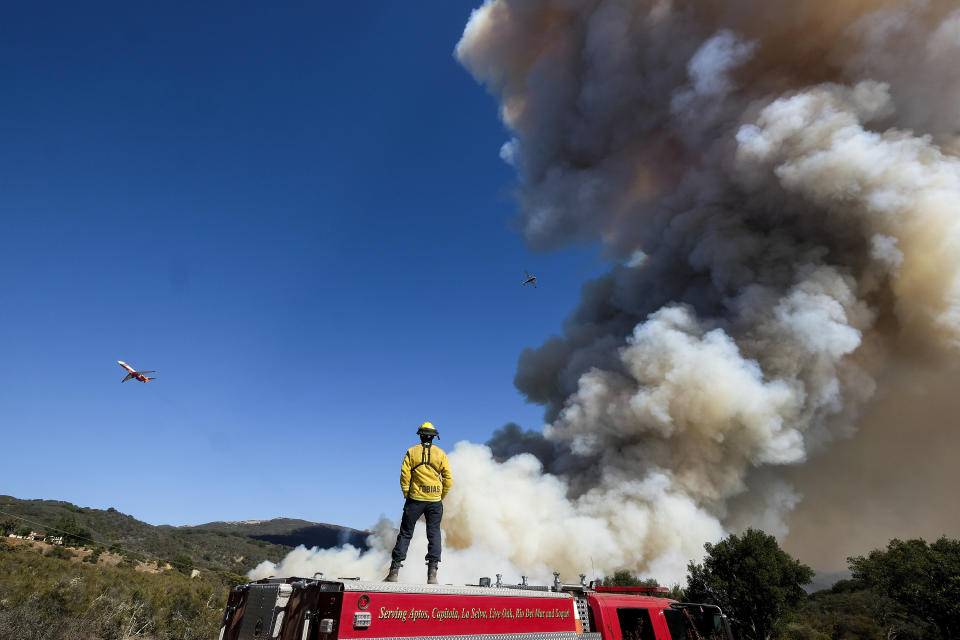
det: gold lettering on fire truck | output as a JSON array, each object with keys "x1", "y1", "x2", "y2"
[
  {"x1": 378, "y1": 607, "x2": 408, "y2": 622},
  {"x1": 432, "y1": 608, "x2": 460, "y2": 620},
  {"x1": 513, "y1": 608, "x2": 571, "y2": 619},
  {"x1": 380, "y1": 606, "x2": 570, "y2": 623}
]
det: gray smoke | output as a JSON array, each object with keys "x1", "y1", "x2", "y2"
[
  {"x1": 780, "y1": 361, "x2": 960, "y2": 571},
  {"x1": 455, "y1": 0, "x2": 960, "y2": 573}
]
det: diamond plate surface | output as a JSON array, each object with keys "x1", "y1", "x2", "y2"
[{"x1": 574, "y1": 597, "x2": 591, "y2": 633}]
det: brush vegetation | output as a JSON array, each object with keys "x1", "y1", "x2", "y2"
[
  {"x1": 0, "y1": 537, "x2": 243, "y2": 640},
  {"x1": 0, "y1": 496, "x2": 368, "y2": 640}
]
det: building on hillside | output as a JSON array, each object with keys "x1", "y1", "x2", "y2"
[{"x1": 47, "y1": 536, "x2": 64, "y2": 545}]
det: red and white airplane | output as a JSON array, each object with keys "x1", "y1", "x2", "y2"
[{"x1": 118, "y1": 360, "x2": 157, "y2": 383}]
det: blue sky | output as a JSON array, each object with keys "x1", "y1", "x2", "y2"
[{"x1": 0, "y1": 2, "x2": 608, "y2": 530}]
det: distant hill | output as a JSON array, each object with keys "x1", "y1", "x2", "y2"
[
  {"x1": 191, "y1": 518, "x2": 369, "y2": 550},
  {"x1": 0, "y1": 495, "x2": 369, "y2": 574}
]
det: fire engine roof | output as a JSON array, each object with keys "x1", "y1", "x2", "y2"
[{"x1": 335, "y1": 580, "x2": 573, "y2": 599}]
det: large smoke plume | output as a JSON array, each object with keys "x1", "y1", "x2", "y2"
[{"x1": 251, "y1": 0, "x2": 960, "y2": 584}]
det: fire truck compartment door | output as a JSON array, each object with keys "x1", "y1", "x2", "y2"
[{"x1": 237, "y1": 583, "x2": 293, "y2": 640}]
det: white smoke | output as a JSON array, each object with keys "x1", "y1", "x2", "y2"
[
  {"x1": 253, "y1": 0, "x2": 960, "y2": 585},
  {"x1": 251, "y1": 443, "x2": 722, "y2": 585}
]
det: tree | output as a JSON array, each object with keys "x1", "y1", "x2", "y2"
[
  {"x1": 52, "y1": 516, "x2": 92, "y2": 547},
  {"x1": 0, "y1": 519, "x2": 18, "y2": 536},
  {"x1": 601, "y1": 570, "x2": 657, "y2": 587},
  {"x1": 849, "y1": 537, "x2": 960, "y2": 640},
  {"x1": 686, "y1": 529, "x2": 813, "y2": 640},
  {"x1": 599, "y1": 571, "x2": 682, "y2": 599}
]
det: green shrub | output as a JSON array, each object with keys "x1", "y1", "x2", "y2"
[
  {"x1": 44, "y1": 546, "x2": 74, "y2": 561},
  {"x1": 772, "y1": 622, "x2": 829, "y2": 640},
  {"x1": 170, "y1": 554, "x2": 195, "y2": 575}
]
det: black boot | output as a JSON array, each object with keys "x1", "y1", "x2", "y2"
[
  {"x1": 427, "y1": 561, "x2": 438, "y2": 585},
  {"x1": 384, "y1": 561, "x2": 401, "y2": 582}
]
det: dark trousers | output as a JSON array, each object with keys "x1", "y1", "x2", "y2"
[{"x1": 390, "y1": 498, "x2": 443, "y2": 564}]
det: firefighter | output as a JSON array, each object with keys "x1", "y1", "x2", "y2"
[{"x1": 384, "y1": 421, "x2": 453, "y2": 584}]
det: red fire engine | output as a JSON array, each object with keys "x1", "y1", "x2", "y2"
[{"x1": 217, "y1": 574, "x2": 732, "y2": 640}]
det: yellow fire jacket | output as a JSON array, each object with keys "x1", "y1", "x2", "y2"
[{"x1": 400, "y1": 443, "x2": 452, "y2": 502}]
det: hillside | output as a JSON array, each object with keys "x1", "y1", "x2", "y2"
[
  {"x1": 191, "y1": 517, "x2": 369, "y2": 550},
  {"x1": 0, "y1": 537, "x2": 230, "y2": 640},
  {"x1": 0, "y1": 496, "x2": 367, "y2": 574}
]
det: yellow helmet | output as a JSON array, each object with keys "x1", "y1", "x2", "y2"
[{"x1": 417, "y1": 422, "x2": 439, "y2": 438}]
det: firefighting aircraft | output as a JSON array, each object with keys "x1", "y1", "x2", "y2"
[
  {"x1": 117, "y1": 361, "x2": 157, "y2": 383},
  {"x1": 522, "y1": 271, "x2": 537, "y2": 288}
]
